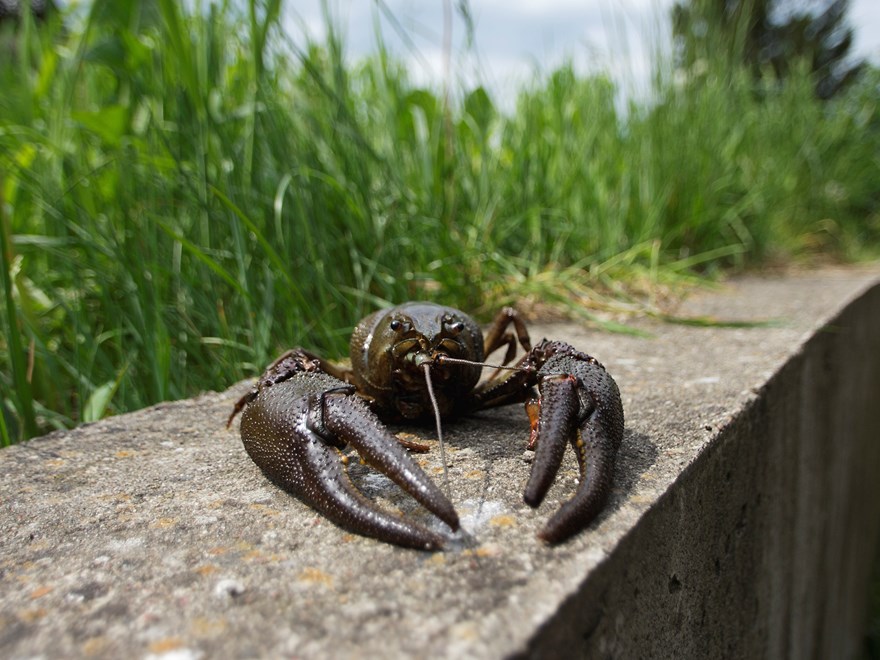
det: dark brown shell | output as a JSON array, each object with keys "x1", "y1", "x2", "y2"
[{"x1": 348, "y1": 302, "x2": 484, "y2": 420}]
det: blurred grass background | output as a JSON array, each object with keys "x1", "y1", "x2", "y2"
[{"x1": 0, "y1": 0, "x2": 878, "y2": 444}]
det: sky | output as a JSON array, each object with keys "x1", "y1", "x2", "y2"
[{"x1": 284, "y1": 0, "x2": 880, "y2": 104}]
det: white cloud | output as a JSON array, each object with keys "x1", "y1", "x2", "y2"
[{"x1": 851, "y1": 0, "x2": 880, "y2": 63}]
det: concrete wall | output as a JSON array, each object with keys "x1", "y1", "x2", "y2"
[{"x1": 525, "y1": 283, "x2": 880, "y2": 659}]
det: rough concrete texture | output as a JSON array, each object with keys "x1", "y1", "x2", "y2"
[{"x1": 1, "y1": 266, "x2": 879, "y2": 659}]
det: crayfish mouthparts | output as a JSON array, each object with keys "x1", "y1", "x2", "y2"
[{"x1": 405, "y1": 351, "x2": 436, "y2": 368}]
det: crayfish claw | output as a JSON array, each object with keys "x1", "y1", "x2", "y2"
[
  {"x1": 322, "y1": 392, "x2": 460, "y2": 534},
  {"x1": 237, "y1": 372, "x2": 457, "y2": 551},
  {"x1": 523, "y1": 375, "x2": 580, "y2": 508},
  {"x1": 536, "y1": 411, "x2": 619, "y2": 544},
  {"x1": 522, "y1": 341, "x2": 625, "y2": 544}
]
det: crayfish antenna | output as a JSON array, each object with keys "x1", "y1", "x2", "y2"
[
  {"x1": 420, "y1": 356, "x2": 530, "y2": 515},
  {"x1": 435, "y1": 354, "x2": 528, "y2": 373},
  {"x1": 422, "y1": 364, "x2": 452, "y2": 500},
  {"x1": 436, "y1": 354, "x2": 530, "y2": 391}
]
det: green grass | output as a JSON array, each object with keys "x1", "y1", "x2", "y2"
[{"x1": 1, "y1": 1, "x2": 878, "y2": 443}]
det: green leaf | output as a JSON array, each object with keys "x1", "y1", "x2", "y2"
[
  {"x1": 72, "y1": 106, "x2": 128, "y2": 147},
  {"x1": 82, "y1": 36, "x2": 127, "y2": 71},
  {"x1": 82, "y1": 380, "x2": 116, "y2": 423},
  {"x1": 82, "y1": 360, "x2": 129, "y2": 423},
  {"x1": 464, "y1": 86, "x2": 494, "y2": 135}
]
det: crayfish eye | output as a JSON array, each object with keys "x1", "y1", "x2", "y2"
[
  {"x1": 441, "y1": 314, "x2": 465, "y2": 334},
  {"x1": 390, "y1": 319, "x2": 402, "y2": 331}
]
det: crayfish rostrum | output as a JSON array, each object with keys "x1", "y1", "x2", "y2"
[{"x1": 227, "y1": 302, "x2": 624, "y2": 550}]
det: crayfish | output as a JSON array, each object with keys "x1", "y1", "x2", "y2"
[{"x1": 227, "y1": 302, "x2": 624, "y2": 550}]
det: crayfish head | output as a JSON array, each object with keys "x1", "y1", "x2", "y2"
[{"x1": 375, "y1": 303, "x2": 483, "y2": 420}]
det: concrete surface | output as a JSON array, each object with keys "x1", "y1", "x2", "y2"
[{"x1": 1, "y1": 266, "x2": 879, "y2": 659}]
